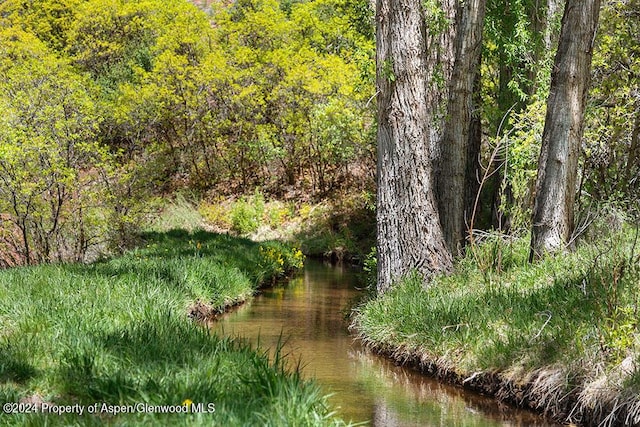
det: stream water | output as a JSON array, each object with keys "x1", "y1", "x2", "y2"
[{"x1": 213, "y1": 260, "x2": 557, "y2": 426}]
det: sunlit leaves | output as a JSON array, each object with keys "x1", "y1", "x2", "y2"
[
  {"x1": 0, "y1": 29, "x2": 110, "y2": 263},
  {"x1": 0, "y1": 0, "x2": 376, "y2": 236},
  {"x1": 210, "y1": 0, "x2": 374, "y2": 190},
  {"x1": 66, "y1": 0, "x2": 158, "y2": 89},
  {"x1": 0, "y1": 0, "x2": 84, "y2": 52},
  {"x1": 584, "y1": 0, "x2": 640, "y2": 205}
]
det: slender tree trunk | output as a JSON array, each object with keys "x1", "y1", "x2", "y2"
[
  {"x1": 437, "y1": 0, "x2": 486, "y2": 254},
  {"x1": 543, "y1": 0, "x2": 561, "y2": 52},
  {"x1": 376, "y1": 0, "x2": 452, "y2": 293},
  {"x1": 529, "y1": 0, "x2": 601, "y2": 260},
  {"x1": 625, "y1": 102, "x2": 640, "y2": 192}
]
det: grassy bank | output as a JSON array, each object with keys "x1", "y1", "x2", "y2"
[
  {"x1": 0, "y1": 230, "x2": 344, "y2": 426},
  {"x1": 352, "y1": 227, "x2": 640, "y2": 425}
]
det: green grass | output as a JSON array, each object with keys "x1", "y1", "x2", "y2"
[
  {"x1": 0, "y1": 230, "x2": 342, "y2": 426},
  {"x1": 148, "y1": 196, "x2": 207, "y2": 233},
  {"x1": 352, "y1": 227, "x2": 640, "y2": 424}
]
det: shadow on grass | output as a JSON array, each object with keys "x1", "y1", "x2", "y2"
[
  {"x1": 0, "y1": 230, "x2": 337, "y2": 425},
  {"x1": 56, "y1": 312, "x2": 296, "y2": 417},
  {"x1": 373, "y1": 261, "x2": 620, "y2": 372},
  {"x1": 141, "y1": 229, "x2": 261, "y2": 267},
  {"x1": 459, "y1": 269, "x2": 611, "y2": 369},
  {"x1": 64, "y1": 229, "x2": 270, "y2": 287},
  {"x1": 0, "y1": 346, "x2": 38, "y2": 384}
]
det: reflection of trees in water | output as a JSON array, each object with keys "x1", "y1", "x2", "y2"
[
  {"x1": 349, "y1": 346, "x2": 555, "y2": 427},
  {"x1": 372, "y1": 398, "x2": 403, "y2": 427},
  {"x1": 215, "y1": 262, "x2": 554, "y2": 426}
]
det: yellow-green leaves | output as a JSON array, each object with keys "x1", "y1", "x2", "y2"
[
  {"x1": 209, "y1": 0, "x2": 374, "y2": 190},
  {"x1": 0, "y1": 28, "x2": 111, "y2": 264},
  {"x1": 0, "y1": 0, "x2": 377, "y2": 262}
]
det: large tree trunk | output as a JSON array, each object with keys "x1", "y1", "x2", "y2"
[
  {"x1": 376, "y1": 0, "x2": 453, "y2": 293},
  {"x1": 437, "y1": 0, "x2": 486, "y2": 254},
  {"x1": 529, "y1": 0, "x2": 601, "y2": 260}
]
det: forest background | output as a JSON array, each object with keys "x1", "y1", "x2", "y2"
[{"x1": 0, "y1": 0, "x2": 637, "y2": 268}]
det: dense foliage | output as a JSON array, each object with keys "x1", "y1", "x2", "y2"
[
  {"x1": 474, "y1": 0, "x2": 639, "y2": 238},
  {"x1": 0, "y1": 0, "x2": 375, "y2": 265},
  {"x1": 0, "y1": 0, "x2": 637, "y2": 263}
]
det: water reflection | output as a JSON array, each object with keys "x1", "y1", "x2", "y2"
[{"x1": 213, "y1": 261, "x2": 557, "y2": 426}]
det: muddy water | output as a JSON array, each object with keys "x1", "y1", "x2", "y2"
[{"x1": 213, "y1": 261, "x2": 557, "y2": 426}]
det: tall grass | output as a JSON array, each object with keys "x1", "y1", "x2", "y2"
[
  {"x1": 352, "y1": 227, "x2": 640, "y2": 424},
  {"x1": 148, "y1": 196, "x2": 206, "y2": 233},
  {"x1": 0, "y1": 230, "x2": 342, "y2": 426}
]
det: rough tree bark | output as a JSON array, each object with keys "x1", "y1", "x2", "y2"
[
  {"x1": 437, "y1": 0, "x2": 486, "y2": 254},
  {"x1": 376, "y1": 0, "x2": 453, "y2": 293},
  {"x1": 529, "y1": 0, "x2": 601, "y2": 260}
]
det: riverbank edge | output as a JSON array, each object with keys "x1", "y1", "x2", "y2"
[
  {"x1": 188, "y1": 267, "x2": 302, "y2": 323},
  {"x1": 352, "y1": 333, "x2": 639, "y2": 426},
  {"x1": 0, "y1": 231, "x2": 349, "y2": 426}
]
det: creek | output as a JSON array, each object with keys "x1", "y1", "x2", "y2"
[{"x1": 213, "y1": 260, "x2": 557, "y2": 426}]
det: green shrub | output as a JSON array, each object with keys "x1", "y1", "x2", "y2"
[
  {"x1": 230, "y1": 191, "x2": 265, "y2": 234},
  {"x1": 362, "y1": 247, "x2": 377, "y2": 291},
  {"x1": 265, "y1": 201, "x2": 293, "y2": 229},
  {"x1": 258, "y1": 242, "x2": 305, "y2": 280}
]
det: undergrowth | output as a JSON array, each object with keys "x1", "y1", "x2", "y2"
[{"x1": 197, "y1": 191, "x2": 376, "y2": 261}]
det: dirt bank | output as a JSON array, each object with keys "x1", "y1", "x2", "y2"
[{"x1": 363, "y1": 342, "x2": 640, "y2": 427}]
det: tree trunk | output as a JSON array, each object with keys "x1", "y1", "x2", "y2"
[
  {"x1": 465, "y1": 69, "x2": 483, "y2": 237},
  {"x1": 437, "y1": 0, "x2": 486, "y2": 254},
  {"x1": 625, "y1": 101, "x2": 640, "y2": 193},
  {"x1": 376, "y1": 0, "x2": 453, "y2": 293},
  {"x1": 529, "y1": 0, "x2": 601, "y2": 260},
  {"x1": 542, "y1": 0, "x2": 561, "y2": 52}
]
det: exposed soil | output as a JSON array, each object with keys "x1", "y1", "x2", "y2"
[{"x1": 187, "y1": 298, "x2": 247, "y2": 323}]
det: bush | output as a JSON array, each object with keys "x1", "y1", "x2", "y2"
[
  {"x1": 258, "y1": 242, "x2": 305, "y2": 280},
  {"x1": 230, "y1": 192, "x2": 265, "y2": 235},
  {"x1": 265, "y1": 201, "x2": 293, "y2": 229}
]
